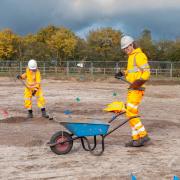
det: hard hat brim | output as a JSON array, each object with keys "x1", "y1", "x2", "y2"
[{"x1": 29, "y1": 67, "x2": 37, "y2": 70}]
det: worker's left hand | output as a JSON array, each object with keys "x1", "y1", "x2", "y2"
[
  {"x1": 32, "y1": 88, "x2": 38, "y2": 96},
  {"x1": 129, "y1": 79, "x2": 147, "y2": 89},
  {"x1": 16, "y1": 74, "x2": 22, "y2": 79},
  {"x1": 115, "y1": 71, "x2": 124, "y2": 79}
]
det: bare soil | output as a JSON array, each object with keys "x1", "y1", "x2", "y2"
[{"x1": 0, "y1": 77, "x2": 180, "y2": 180}]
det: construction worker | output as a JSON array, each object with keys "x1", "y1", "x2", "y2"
[
  {"x1": 16, "y1": 59, "x2": 49, "y2": 119},
  {"x1": 115, "y1": 35, "x2": 151, "y2": 147}
]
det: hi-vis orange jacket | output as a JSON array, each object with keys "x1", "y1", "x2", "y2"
[
  {"x1": 125, "y1": 48, "x2": 150, "y2": 85},
  {"x1": 21, "y1": 68, "x2": 41, "y2": 90}
]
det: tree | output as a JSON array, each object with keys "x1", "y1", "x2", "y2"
[
  {"x1": 155, "y1": 40, "x2": 174, "y2": 61},
  {"x1": 74, "y1": 37, "x2": 89, "y2": 61},
  {"x1": 0, "y1": 29, "x2": 19, "y2": 60},
  {"x1": 36, "y1": 25, "x2": 59, "y2": 43},
  {"x1": 167, "y1": 39, "x2": 180, "y2": 61},
  {"x1": 138, "y1": 29, "x2": 157, "y2": 60},
  {"x1": 46, "y1": 27, "x2": 78, "y2": 64},
  {"x1": 86, "y1": 27, "x2": 123, "y2": 61},
  {"x1": 18, "y1": 34, "x2": 51, "y2": 61}
]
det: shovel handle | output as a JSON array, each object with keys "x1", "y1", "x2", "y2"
[{"x1": 116, "y1": 76, "x2": 145, "y2": 91}]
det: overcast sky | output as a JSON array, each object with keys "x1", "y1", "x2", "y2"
[{"x1": 0, "y1": 0, "x2": 180, "y2": 39}]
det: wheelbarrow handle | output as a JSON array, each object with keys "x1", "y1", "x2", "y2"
[
  {"x1": 108, "y1": 111, "x2": 126, "y2": 123},
  {"x1": 105, "y1": 115, "x2": 140, "y2": 137}
]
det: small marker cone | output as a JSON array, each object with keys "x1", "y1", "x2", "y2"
[
  {"x1": 113, "y1": 92, "x2": 117, "y2": 96},
  {"x1": 174, "y1": 176, "x2": 180, "y2": 180},
  {"x1": 64, "y1": 110, "x2": 72, "y2": 115},
  {"x1": 76, "y1": 97, "x2": 80, "y2": 102},
  {"x1": 131, "y1": 174, "x2": 137, "y2": 180}
]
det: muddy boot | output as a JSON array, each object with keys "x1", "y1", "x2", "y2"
[
  {"x1": 141, "y1": 135, "x2": 151, "y2": 144},
  {"x1": 125, "y1": 139, "x2": 143, "y2": 147},
  {"x1": 41, "y1": 108, "x2": 49, "y2": 118},
  {"x1": 27, "y1": 110, "x2": 33, "y2": 118}
]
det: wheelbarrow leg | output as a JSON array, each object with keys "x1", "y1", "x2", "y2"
[
  {"x1": 81, "y1": 136, "x2": 105, "y2": 156},
  {"x1": 81, "y1": 136, "x2": 97, "y2": 151}
]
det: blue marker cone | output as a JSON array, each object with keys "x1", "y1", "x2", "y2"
[
  {"x1": 174, "y1": 176, "x2": 180, "y2": 180},
  {"x1": 131, "y1": 175, "x2": 137, "y2": 180},
  {"x1": 64, "y1": 110, "x2": 72, "y2": 115}
]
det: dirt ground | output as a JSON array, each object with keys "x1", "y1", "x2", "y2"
[{"x1": 0, "y1": 77, "x2": 180, "y2": 180}]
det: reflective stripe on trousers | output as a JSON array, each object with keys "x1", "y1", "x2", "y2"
[{"x1": 126, "y1": 90, "x2": 148, "y2": 140}]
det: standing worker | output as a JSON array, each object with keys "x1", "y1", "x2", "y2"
[
  {"x1": 115, "y1": 35, "x2": 151, "y2": 147},
  {"x1": 17, "y1": 59, "x2": 49, "y2": 119}
]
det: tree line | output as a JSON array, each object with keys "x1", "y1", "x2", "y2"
[{"x1": 0, "y1": 25, "x2": 180, "y2": 63}]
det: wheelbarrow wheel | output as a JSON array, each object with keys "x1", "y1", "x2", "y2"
[{"x1": 50, "y1": 131, "x2": 73, "y2": 155}]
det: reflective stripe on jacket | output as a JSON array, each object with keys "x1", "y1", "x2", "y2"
[{"x1": 125, "y1": 48, "x2": 150, "y2": 84}]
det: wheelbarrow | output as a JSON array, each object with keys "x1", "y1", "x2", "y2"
[{"x1": 47, "y1": 102, "x2": 139, "y2": 156}]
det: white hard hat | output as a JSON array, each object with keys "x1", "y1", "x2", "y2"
[
  {"x1": 121, "y1": 35, "x2": 134, "y2": 49},
  {"x1": 28, "y1": 59, "x2": 37, "y2": 70}
]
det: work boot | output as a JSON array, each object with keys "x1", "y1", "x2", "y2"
[
  {"x1": 41, "y1": 108, "x2": 49, "y2": 118},
  {"x1": 27, "y1": 110, "x2": 33, "y2": 118},
  {"x1": 125, "y1": 139, "x2": 143, "y2": 147},
  {"x1": 141, "y1": 135, "x2": 151, "y2": 144}
]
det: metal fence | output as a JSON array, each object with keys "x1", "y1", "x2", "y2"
[{"x1": 0, "y1": 60, "x2": 180, "y2": 77}]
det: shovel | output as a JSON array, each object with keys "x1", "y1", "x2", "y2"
[{"x1": 115, "y1": 76, "x2": 145, "y2": 91}]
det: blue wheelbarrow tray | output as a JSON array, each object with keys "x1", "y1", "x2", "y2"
[
  {"x1": 49, "y1": 113, "x2": 137, "y2": 156},
  {"x1": 60, "y1": 120, "x2": 110, "y2": 137}
]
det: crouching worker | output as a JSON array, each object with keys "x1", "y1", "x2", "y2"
[
  {"x1": 16, "y1": 59, "x2": 49, "y2": 119},
  {"x1": 115, "y1": 35, "x2": 151, "y2": 147}
]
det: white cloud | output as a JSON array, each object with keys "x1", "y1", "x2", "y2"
[{"x1": 0, "y1": 0, "x2": 180, "y2": 39}]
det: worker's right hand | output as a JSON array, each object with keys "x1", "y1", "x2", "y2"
[
  {"x1": 32, "y1": 88, "x2": 38, "y2": 96},
  {"x1": 16, "y1": 74, "x2": 22, "y2": 79},
  {"x1": 115, "y1": 71, "x2": 124, "y2": 79},
  {"x1": 32, "y1": 90, "x2": 37, "y2": 96}
]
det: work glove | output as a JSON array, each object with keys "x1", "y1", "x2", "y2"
[
  {"x1": 114, "y1": 71, "x2": 124, "y2": 79},
  {"x1": 32, "y1": 88, "x2": 38, "y2": 96},
  {"x1": 32, "y1": 90, "x2": 37, "y2": 96},
  {"x1": 129, "y1": 79, "x2": 147, "y2": 89},
  {"x1": 16, "y1": 74, "x2": 22, "y2": 79}
]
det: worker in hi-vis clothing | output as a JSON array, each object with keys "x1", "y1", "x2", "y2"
[
  {"x1": 115, "y1": 35, "x2": 151, "y2": 147},
  {"x1": 17, "y1": 59, "x2": 49, "y2": 119}
]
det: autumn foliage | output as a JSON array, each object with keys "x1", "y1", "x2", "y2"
[{"x1": 0, "y1": 26, "x2": 180, "y2": 62}]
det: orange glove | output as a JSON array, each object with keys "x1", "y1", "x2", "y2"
[{"x1": 129, "y1": 79, "x2": 146, "y2": 89}]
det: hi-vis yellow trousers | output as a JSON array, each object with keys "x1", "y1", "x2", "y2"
[
  {"x1": 24, "y1": 87, "x2": 45, "y2": 110},
  {"x1": 126, "y1": 90, "x2": 148, "y2": 140}
]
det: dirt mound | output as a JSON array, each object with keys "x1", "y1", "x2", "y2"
[
  {"x1": 0, "y1": 116, "x2": 57, "y2": 147},
  {"x1": 0, "y1": 116, "x2": 55, "y2": 124},
  {"x1": 146, "y1": 93, "x2": 177, "y2": 99},
  {"x1": 148, "y1": 79, "x2": 180, "y2": 85},
  {"x1": 25, "y1": 139, "x2": 45, "y2": 147},
  {"x1": 145, "y1": 119, "x2": 180, "y2": 132},
  {"x1": 0, "y1": 116, "x2": 27, "y2": 123}
]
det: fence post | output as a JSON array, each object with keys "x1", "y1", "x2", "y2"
[
  {"x1": 20, "y1": 61, "x2": 22, "y2": 74},
  {"x1": 43, "y1": 62, "x2": 46, "y2": 77},
  {"x1": 55, "y1": 64, "x2": 57, "y2": 75},
  {"x1": 170, "y1": 63, "x2": 173, "y2": 78},
  {"x1": 66, "y1": 61, "x2": 69, "y2": 76},
  {"x1": 90, "y1": 62, "x2": 93, "y2": 75},
  {"x1": 115, "y1": 62, "x2": 119, "y2": 73},
  {"x1": 156, "y1": 69, "x2": 158, "y2": 77}
]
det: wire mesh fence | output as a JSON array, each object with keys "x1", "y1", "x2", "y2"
[{"x1": 0, "y1": 60, "x2": 180, "y2": 78}]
